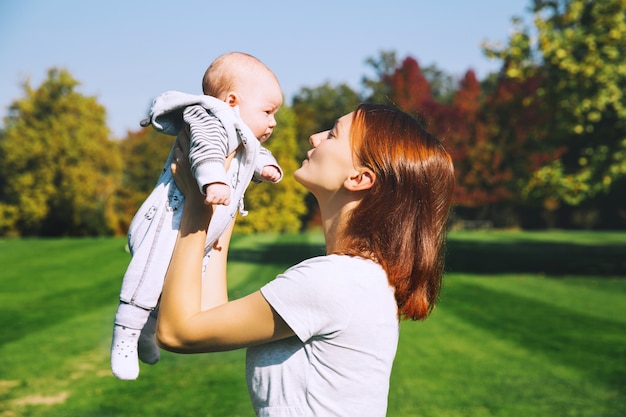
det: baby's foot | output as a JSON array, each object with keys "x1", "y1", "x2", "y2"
[
  {"x1": 138, "y1": 312, "x2": 160, "y2": 365},
  {"x1": 111, "y1": 325, "x2": 140, "y2": 380}
]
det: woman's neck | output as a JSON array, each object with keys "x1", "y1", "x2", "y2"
[{"x1": 319, "y1": 193, "x2": 360, "y2": 254}]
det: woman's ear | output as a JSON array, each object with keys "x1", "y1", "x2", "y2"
[
  {"x1": 226, "y1": 92, "x2": 239, "y2": 108},
  {"x1": 344, "y1": 168, "x2": 376, "y2": 192}
]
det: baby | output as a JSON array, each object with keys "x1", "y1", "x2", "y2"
[{"x1": 111, "y1": 52, "x2": 283, "y2": 380}]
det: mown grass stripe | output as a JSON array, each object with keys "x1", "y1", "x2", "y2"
[
  {"x1": 440, "y1": 277, "x2": 625, "y2": 393},
  {"x1": 0, "y1": 231, "x2": 624, "y2": 417},
  {"x1": 450, "y1": 274, "x2": 626, "y2": 323}
]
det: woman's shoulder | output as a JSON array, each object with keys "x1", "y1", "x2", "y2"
[
  {"x1": 262, "y1": 254, "x2": 396, "y2": 342},
  {"x1": 282, "y1": 254, "x2": 387, "y2": 290},
  {"x1": 294, "y1": 254, "x2": 381, "y2": 271}
]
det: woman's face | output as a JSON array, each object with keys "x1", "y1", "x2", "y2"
[{"x1": 294, "y1": 112, "x2": 356, "y2": 196}]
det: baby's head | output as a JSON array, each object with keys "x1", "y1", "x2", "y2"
[{"x1": 202, "y1": 52, "x2": 282, "y2": 142}]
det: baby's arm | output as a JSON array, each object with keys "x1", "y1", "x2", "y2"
[
  {"x1": 260, "y1": 165, "x2": 281, "y2": 183},
  {"x1": 184, "y1": 105, "x2": 232, "y2": 205},
  {"x1": 253, "y1": 146, "x2": 283, "y2": 183},
  {"x1": 204, "y1": 183, "x2": 231, "y2": 206}
]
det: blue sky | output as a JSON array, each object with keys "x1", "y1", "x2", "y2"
[{"x1": 1, "y1": 0, "x2": 532, "y2": 137}]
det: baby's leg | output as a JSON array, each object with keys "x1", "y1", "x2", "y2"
[
  {"x1": 138, "y1": 308, "x2": 160, "y2": 364},
  {"x1": 112, "y1": 175, "x2": 181, "y2": 379},
  {"x1": 111, "y1": 303, "x2": 150, "y2": 380}
]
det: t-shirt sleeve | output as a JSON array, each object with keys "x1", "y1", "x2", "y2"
[{"x1": 260, "y1": 257, "x2": 353, "y2": 342}]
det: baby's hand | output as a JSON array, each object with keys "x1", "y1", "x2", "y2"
[
  {"x1": 261, "y1": 165, "x2": 281, "y2": 183},
  {"x1": 204, "y1": 182, "x2": 231, "y2": 206}
]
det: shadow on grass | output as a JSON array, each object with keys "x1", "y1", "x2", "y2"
[
  {"x1": 441, "y1": 281, "x2": 626, "y2": 402},
  {"x1": 228, "y1": 242, "x2": 327, "y2": 267},
  {"x1": 225, "y1": 241, "x2": 327, "y2": 298},
  {"x1": 0, "y1": 278, "x2": 119, "y2": 347},
  {"x1": 229, "y1": 236, "x2": 626, "y2": 276},
  {"x1": 1, "y1": 240, "x2": 326, "y2": 348},
  {"x1": 227, "y1": 235, "x2": 626, "y2": 276},
  {"x1": 445, "y1": 239, "x2": 626, "y2": 276}
]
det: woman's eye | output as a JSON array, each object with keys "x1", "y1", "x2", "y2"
[{"x1": 326, "y1": 132, "x2": 335, "y2": 140}]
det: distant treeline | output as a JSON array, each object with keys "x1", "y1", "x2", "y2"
[{"x1": 1, "y1": 0, "x2": 625, "y2": 236}]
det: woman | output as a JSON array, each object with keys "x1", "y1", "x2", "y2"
[{"x1": 157, "y1": 103, "x2": 455, "y2": 416}]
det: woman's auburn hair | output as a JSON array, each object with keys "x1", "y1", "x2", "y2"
[{"x1": 338, "y1": 103, "x2": 455, "y2": 321}]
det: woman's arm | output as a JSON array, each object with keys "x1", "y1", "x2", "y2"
[
  {"x1": 200, "y1": 220, "x2": 232, "y2": 310},
  {"x1": 156, "y1": 133, "x2": 294, "y2": 354}
]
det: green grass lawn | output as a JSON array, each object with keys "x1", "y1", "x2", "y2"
[{"x1": 0, "y1": 231, "x2": 624, "y2": 417}]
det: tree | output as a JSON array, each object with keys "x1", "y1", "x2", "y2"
[
  {"x1": 422, "y1": 64, "x2": 458, "y2": 105},
  {"x1": 386, "y1": 56, "x2": 436, "y2": 123},
  {"x1": 447, "y1": 70, "x2": 515, "y2": 216},
  {"x1": 483, "y1": 0, "x2": 626, "y2": 209},
  {"x1": 0, "y1": 68, "x2": 122, "y2": 236},
  {"x1": 481, "y1": 73, "x2": 568, "y2": 227},
  {"x1": 362, "y1": 50, "x2": 398, "y2": 104},
  {"x1": 381, "y1": 55, "x2": 456, "y2": 161},
  {"x1": 291, "y1": 83, "x2": 361, "y2": 229},
  {"x1": 291, "y1": 82, "x2": 361, "y2": 159},
  {"x1": 235, "y1": 107, "x2": 308, "y2": 234},
  {"x1": 363, "y1": 51, "x2": 457, "y2": 104}
]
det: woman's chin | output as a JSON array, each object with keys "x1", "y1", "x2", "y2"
[
  {"x1": 293, "y1": 169, "x2": 304, "y2": 185},
  {"x1": 293, "y1": 170, "x2": 313, "y2": 191}
]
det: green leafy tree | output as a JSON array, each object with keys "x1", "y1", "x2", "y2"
[
  {"x1": 484, "y1": 0, "x2": 626, "y2": 208},
  {"x1": 0, "y1": 68, "x2": 122, "y2": 236},
  {"x1": 291, "y1": 84, "x2": 360, "y2": 229},
  {"x1": 422, "y1": 64, "x2": 458, "y2": 105},
  {"x1": 291, "y1": 82, "x2": 361, "y2": 159},
  {"x1": 235, "y1": 107, "x2": 308, "y2": 234},
  {"x1": 362, "y1": 50, "x2": 398, "y2": 104}
]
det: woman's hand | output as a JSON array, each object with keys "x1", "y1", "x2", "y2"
[
  {"x1": 171, "y1": 130, "x2": 205, "y2": 205},
  {"x1": 171, "y1": 130, "x2": 238, "y2": 225},
  {"x1": 171, "y1": 130, "x2": 213, "y2": 232},
  {"x1": 157, "y1": 136, "x2": 295, "y2": 353}
]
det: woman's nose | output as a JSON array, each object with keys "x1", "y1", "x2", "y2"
[{"x1": 309, "y1": 132, "x2": 324, "y2": 148}]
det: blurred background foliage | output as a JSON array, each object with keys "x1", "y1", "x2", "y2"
[{"x1": 1, "y1": 0, "x2": 625, "y2": 237}]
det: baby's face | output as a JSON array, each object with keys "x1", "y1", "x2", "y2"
[{"x1": 236, "y1": 72, "x2": 283, "y2": 142}]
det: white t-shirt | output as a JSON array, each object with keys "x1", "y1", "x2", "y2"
[{"x1": 246, "y1": 255, "x2": 399, "y2": 417}]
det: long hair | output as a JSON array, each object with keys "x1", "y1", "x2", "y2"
[{"x1": 338, "y1": 103, "x2": 455, "y2": 320}]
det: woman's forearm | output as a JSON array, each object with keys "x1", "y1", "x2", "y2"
[
  {"x1": 157, "y1": 201, "x2": 212, "y2": 349},
  {"x1": 156, "y1": 143, "x2": 288, "y2": 353},
  {"x1": 201, "y1": 218, "x2": 235, "y2": 309},
  {"x1": 157, "y1": 201, "x2": 294, "y2": 352}
]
